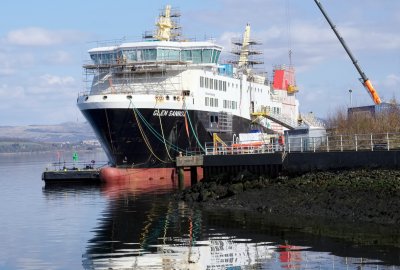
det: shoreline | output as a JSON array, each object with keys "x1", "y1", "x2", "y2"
[
  {"x1": 178, "y1": 169, "x2": 400, "y2": 226},
  {"x1": 0, "y1": 148, "x2": 103, "y2": 156}
]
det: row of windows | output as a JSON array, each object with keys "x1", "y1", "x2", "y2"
[
  {"x1": 266, "y1": 106, "x2": 281, "y2": 114},
  {"x1": 205, "y1": 97, "x2": 219, "y2": 107},
  {"x1": 200, "y1": 76, "x2": 227, "y2": 91},
  {"x1": 223, "y1": 100, "x2": 238, "y2": 110},
  {"x1": 90, "y1": 48, "x2": 221, "y2": 64},
  {"x1": 248, "y1": 85, "x2": 264, "y2": 93}
]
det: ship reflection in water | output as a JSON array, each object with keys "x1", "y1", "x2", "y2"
[
  {"x1": 77, "y1": 168, "x2": 399, "y2": 269},
  {"x1": 84, "y1": 176, "x2": 276, "y2": 269}
]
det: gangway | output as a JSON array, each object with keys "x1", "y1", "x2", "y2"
[
  {"x1": 265, "y1": 112, "x2": 298, "y2": 130},
  {"x1": 299, "y1": 112, "x2": 325, "y2": 128}
]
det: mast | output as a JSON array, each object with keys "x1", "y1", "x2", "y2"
[
  {"x1": 238, "y1": 24, "x2": 251, "y2": 68},
  {"x1": 155, "y1": 5, "x2": 172, "y2": 41},
  {"x1": 231, "y1": 24, "x2": 263, "y2": 72},
  {"x1": 314, "y1": 0, "x2": 381, "y2": 105},
  {"x1": 144, "y1": 5, "x2": 181, "y2": 41}
]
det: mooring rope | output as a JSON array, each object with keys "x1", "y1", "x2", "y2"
[
  {"x1": 156, "y1": 106, "x2": 175, "y2": 161},
  {"x1": 129, "y1": 100, "x2": 187, "y2": 153},
  {"x1": 182, "y1": 100, "x2": 205, "y2": 152},
  {"x1": 133, "y1": 106, "x2": 169, "y2": 164}
]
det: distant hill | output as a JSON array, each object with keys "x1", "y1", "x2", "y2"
[{"x1": 0, "y1": 122, "x2": 96, "y2": 143}]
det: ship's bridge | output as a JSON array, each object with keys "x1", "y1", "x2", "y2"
[{"x1": 86, "y1": 41, "x2": 222, "y2": 66}]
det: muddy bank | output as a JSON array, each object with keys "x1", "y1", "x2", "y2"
[{"x1": 177, "y1": 169, "x2": 400, "y2": 225}]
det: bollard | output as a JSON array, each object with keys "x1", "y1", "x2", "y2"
[{"x1": 178, "y1": 167, "x2": 185, "y2": 190}]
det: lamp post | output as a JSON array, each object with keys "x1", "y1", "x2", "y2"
[{"x1": 349, "y1": 89, "x2": 353, "y2": 107}]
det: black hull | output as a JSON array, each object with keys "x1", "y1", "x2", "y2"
[{"x1": 80, "y1": 108, "x2": 252, "y2": 168}]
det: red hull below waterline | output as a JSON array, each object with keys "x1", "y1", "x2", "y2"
[
  {"x1": 99, "y1": 167, "x2": 203, "y2": 196},
  {"x1": 100, "y1": 167, "x2": 181, "y2": 182}
]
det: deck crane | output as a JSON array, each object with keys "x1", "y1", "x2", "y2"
[{"x1": 314, "y1": 0, "x2": 381, "y2": 105}]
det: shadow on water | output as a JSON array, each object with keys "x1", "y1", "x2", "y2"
[
  {"x1": 42, "y1": 182, "x2": 104, "y2": 199},
  {"x1": 51, "y1": 174, "x2": 400, "y2": 270}
]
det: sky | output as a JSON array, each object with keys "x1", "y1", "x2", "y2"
[{"x1": 1, "y1": 0, "x2": 399, "y2": 126}]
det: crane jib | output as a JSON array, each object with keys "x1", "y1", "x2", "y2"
[{"x1": 314, "y1": 0, "x2": 381, "y2": 105}]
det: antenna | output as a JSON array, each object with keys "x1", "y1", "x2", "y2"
[{"x1": 286, "y1": 0, "x2": 293, "y2": 66}]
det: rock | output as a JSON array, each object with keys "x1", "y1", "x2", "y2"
[
  {"x1": 191, "y1": 192, "x2": 200, "y2": 202},
  {"x1": 199, "y1": 190, "x2": 212, "y2": 202},
  {"x1": 228, "y1": 183, "x2": 244, "y2": 195},
  {"x1": 176, "y1": 168, "x2": 400, "y2": 225}
]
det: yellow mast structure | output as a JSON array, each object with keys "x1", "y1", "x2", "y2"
[
  {"x1": 155, "y1": 5, "x2": 172, "y2": 41},
  {"x1": 238, "y1": 24, "x2": 251, "y2": 68},
  {"x1": 232, "y1": 24, "x2": 263, "y2": 74}
]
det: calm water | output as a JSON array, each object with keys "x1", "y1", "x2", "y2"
[{"x1": 0, "y1": 151, "x2": 399, "y2": 270}]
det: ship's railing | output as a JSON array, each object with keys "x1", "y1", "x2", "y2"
[
  {"x1": 81, "y1": 72, "x2": 184, "y2": 96},
  {"x1": 182, "y1": 147, "x2": 204, "y2": 156},
  {"x1": 203, "y1": 132, "x2": 400, "y2": 155},
  {"x1": 286, "y1": 132, "x2": 400, "y2": 153},
  {"x1": 82, "y1": 59, "x2": 216, "y2": 70},
  {"x1": 45, "y1": 161, "x2": 109, "y2": 172},
  {"x1": 204, "y1": 140, "x2": 282, "y2": 156}
]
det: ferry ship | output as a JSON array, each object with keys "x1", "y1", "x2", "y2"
[{"x1": 77, "y1": 5, "x2": 300, "y2": 169}]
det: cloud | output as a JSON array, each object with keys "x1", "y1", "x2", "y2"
[
  {"x1": 0, "y1": 84, "x2": 25, "y2": 100},
  {"x1": 40, "y1": 74, "x2": 75, "y2": 86},
  {"x1": 22, "y1": 74, "x2": 77, "y2": 95},
  {"x1": 0, "y1": 66, "x2": 15, "y2": 76},
  {"x1": 0, "y1": 74, "x2": 80, "y2": 125},
  {"x1": 5, "y1": 27, "x2": 87, "y2": 46},
  {"x1": 46, "y1": 51, "x2": 73, "y2": 65},
  {"x1": 0, "y1": 51, "x2": 35, "y2": 76},
  {"x1": 383, "y1": 74, "x2": 400, "y2": 89}
]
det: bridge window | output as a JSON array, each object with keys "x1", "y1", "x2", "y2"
[
  {"x1": 123, "y1": 50, "x2": 137, "y2": 62},
  {"x1": 192, "y1": 49, "x2": 202, "y2": 63},
  {"x1": 142, "y1": 49, "x2": 157, "y2": 61},
  {"x1": 212, "y1": 49, "x2": 221, "y2": 63},
  {"x1": 181, "y1": 50, "x2": 191, "y2": 61},
  {"x1": 182, "y1": 49, "x2": 220, "y2": 64},
  {"x1": 202, "y1": 49, "x2": 212, "y2": 63},
  {"x1": 158, "y1": 49, "x2": 180, "y2": 61}
]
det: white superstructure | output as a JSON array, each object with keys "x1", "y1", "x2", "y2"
[{"x1": 77, "y1": 5, "x2": 300, "y2": 167}]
